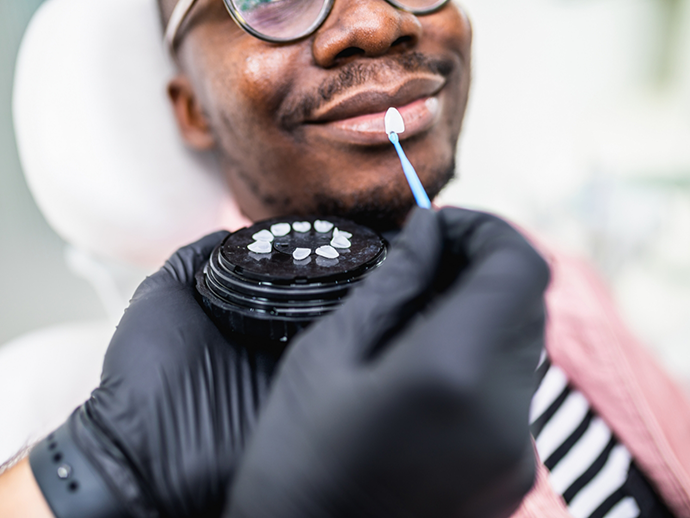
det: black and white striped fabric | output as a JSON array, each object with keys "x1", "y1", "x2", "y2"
[{"x1": 530, "y1": 351, "x2": 674, "y2": 518}]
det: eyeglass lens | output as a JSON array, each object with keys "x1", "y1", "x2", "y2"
[
  {"x1": 226, "y1": 0, "x2": 448, "y2": 42},
  {"x1": 229, "y1": 0, "x2": 328, "y2": 41}
]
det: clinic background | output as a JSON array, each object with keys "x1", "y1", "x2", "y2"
[{"x1": 1, "y1": 0, "x2": 690, "y2": 383}]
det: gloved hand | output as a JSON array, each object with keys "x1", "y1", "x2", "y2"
[
  {"x1": 29, "y1": 231, "x2": 283, "y2": 518},
  {"x1": 224, "y1": 207, "x2": 550, "y2": 518}
]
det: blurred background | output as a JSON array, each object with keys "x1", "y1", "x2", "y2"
[
  {"x1": 440, "y1": 0, "x2": 690, "y2": 384},
  {"x1": 1, "y1": 0, "x2": 690, "y2": 385},
  {"x1": 0, "y1": 0, "x2": 105, "y2": 342}
]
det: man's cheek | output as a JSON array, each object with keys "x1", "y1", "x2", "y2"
[
  {"x1": 238, "y1": 51, "x2": 297, "y2": 113},
  {"x1": 423, "y1": 6, "x2": 471, "y2": 55}
]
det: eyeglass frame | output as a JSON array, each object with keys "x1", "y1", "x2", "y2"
[{"x1": 165, "y1": 0, "x2": 450, "y2": 51}]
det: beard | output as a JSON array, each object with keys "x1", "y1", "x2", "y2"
[
  {"x1": 308, "y1": 159, "x2": 456, "y2": 232},
  {"x1": 226, "y1": 138, "x2": 458, "y2": 232}
]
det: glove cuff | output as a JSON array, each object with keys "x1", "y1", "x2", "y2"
[{"x1": 30, "y1": 420, "x2": 131, "y2": 518}]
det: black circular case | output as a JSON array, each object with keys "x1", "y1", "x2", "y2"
[{"x1": 196, "y1": 216, "x2": 387, "y2": 342}]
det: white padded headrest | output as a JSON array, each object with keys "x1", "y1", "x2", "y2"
[{"x1": 13, "y1": 0, "x2": 250, "y2": 269}]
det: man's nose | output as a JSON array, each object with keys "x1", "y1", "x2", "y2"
[{"x1": 312, "y1": 0, "x2": 423, "y2": 67}]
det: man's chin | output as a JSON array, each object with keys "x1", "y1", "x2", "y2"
[
  {"x1": 310, "y1": 161, "x2": 455, "y2": 232},
  {"x1": 312, "y1": 194, "x2": 415, "y2": 232}
]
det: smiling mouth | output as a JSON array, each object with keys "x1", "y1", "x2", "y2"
[{"x1": 305, "y1": 74, "x2": 446, "y2": 146}]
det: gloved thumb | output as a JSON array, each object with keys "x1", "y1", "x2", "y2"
[{"x1": 288, "y1": 208, "x2": 444, "y2": 365}]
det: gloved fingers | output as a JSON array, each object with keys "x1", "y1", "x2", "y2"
[
  {"x1": 287, "y1": 207, "x2": 445, "y2": 366},
  {"x1": 132, "y1": 230, "x2": 230, "y2": 300},
  {"x1": 438, "y1": 207, "x2": 534, "y2": 262},
  {"x1": 374, "y1": 215, "x2": 549, "y2": 387},
  {"x1": 435, "y1": 208, "x2": 550, "y2": 315}
]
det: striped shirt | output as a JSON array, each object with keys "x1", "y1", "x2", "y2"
[{"x1": 530, "y1": 351, "x2": 674, "y2": 518}]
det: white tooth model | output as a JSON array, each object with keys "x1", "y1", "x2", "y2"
[
  {"x1": 252, "y1": 229, "x2": 275, "y2": 242},
  {"x1": 384, "y1": 107, "x2": 431, "y2": 209},
  {"x1": 270, "y1": 223, "x2": 291, "y2": 236},
  {"x1": 292, "y1": 221, "x2": 311, "y2": 233},
  {"x1": 293, "y1": 248, "x2": 311, "y2": 261},
  {"x1": 384, "y1": 107, "x2": 405, "y2": 135},
  {"x1": 316, "y1": 245, "x2": 339, "y2": 259},
  {"x1": 247, "y1": 241, "x2": 272, "y2": 254},
  {"x1": 314, "y1": 220, "x2": 334, "y2": 233}
]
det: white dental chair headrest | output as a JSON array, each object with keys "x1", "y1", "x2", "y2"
[{"x1": 13, "y1": 0, "x2": 250, "y2": 269}]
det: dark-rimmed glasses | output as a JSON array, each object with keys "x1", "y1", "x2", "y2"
[{"x1": 165, "y1": 0, "x2": 450, "y2": 50}]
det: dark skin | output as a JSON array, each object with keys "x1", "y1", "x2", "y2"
[
  {"x1": 0, "y1": 3, "x2": 473, "y2": 515},
  {"x1": 162, "y1": 0, "x2": 472, "y2": 230}
]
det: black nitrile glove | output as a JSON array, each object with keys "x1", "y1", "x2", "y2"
[
  {"x1": 30, "y1": 231, "x2": 283, "y2": 518},
  {"x1": 224, "y1": 207, "x2": 550, "y2": 518}
]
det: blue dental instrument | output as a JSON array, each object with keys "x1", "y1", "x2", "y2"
[{"x1": 385, "y1": 107, "x2": 432, "y2": 209}]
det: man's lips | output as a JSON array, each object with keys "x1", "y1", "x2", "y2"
[
  {"x1": 310, "y1": 74, "x2": 445, "y2": 122},
  {"x1": 313, "y1": 96, "x2": 441, "y2": 146},
  {"x1": 305, "y1": 75, "x2": 445, "y2": 146}
]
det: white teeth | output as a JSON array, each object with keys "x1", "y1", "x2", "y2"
[
  {"x1": 247, "y1": 241, "x2": 272, "y2": 254},
  {"x1": 425, "y1": 96, "x2": 439, "y2": 116},
  {"x1": 333, "y1": 228, "x2": 352, "y2": 239},
  {"x1": 314, "y1": 220, "x2": 334, "y2": 233},
  {"x1": 270, "y1": 223, "x2": 291, "y2": 236},
  {"x1": 384, "y1": 107, "x2": 405, "y2": 135},
  {"x1": 331, "y1": 235, "x2": 351, "y2": 249},
  {"x1": 316, "y1": 245, "x2": 339, "y2": 259},
  {"x1": 293, "y1": 248, "x2": 311, "y2": 261},
  {"x1": 252, "y1": 229, "x2": 274, "y2": 242},
  {"x1": 293, "y1": 221, "x2": 311, "y2": 233}
]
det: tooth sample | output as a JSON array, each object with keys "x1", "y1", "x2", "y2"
[
  {"x1": 316, "y1": 245, "x2": 339, "y2": 259},
  {"x1": 247, "y1": 241, "x2": 272, "y2": 254},
  {"x1": 330, "y1": 234, "x2": 351, "y2": 249},
  {"x1": 292, "y1": 222, "x2": 312, "y2": 233},
  {"x1": 333, "y1": 228, "x2": 352, "y2": 239},
  {"x1": 314, "y1": 220, "x2": 334, "y2": 233},
  {"x1": 271, "y1": 223, "x2": 291, "y2": 237},
  {"x1": 252, "y1": 229, "x2": 274, "y2": 242},
  {"x1": 293, "y1": 248, "x2": 311, "y2": 261},
  {"x1": 384, "y1": 107, "x2": 405, "y2": 135}
]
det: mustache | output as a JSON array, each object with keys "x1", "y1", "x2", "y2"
[{"x1": 281, "y1": 52, "x2": 454, "y2": 126}]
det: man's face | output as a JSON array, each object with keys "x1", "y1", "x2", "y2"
[{"x1": 171, "y1": 0, "x2": 471, "y2": 229}]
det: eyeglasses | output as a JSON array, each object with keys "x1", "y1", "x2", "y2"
[{"x1": 165, "y1": 0, "x2": 450, "y2": 50}]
